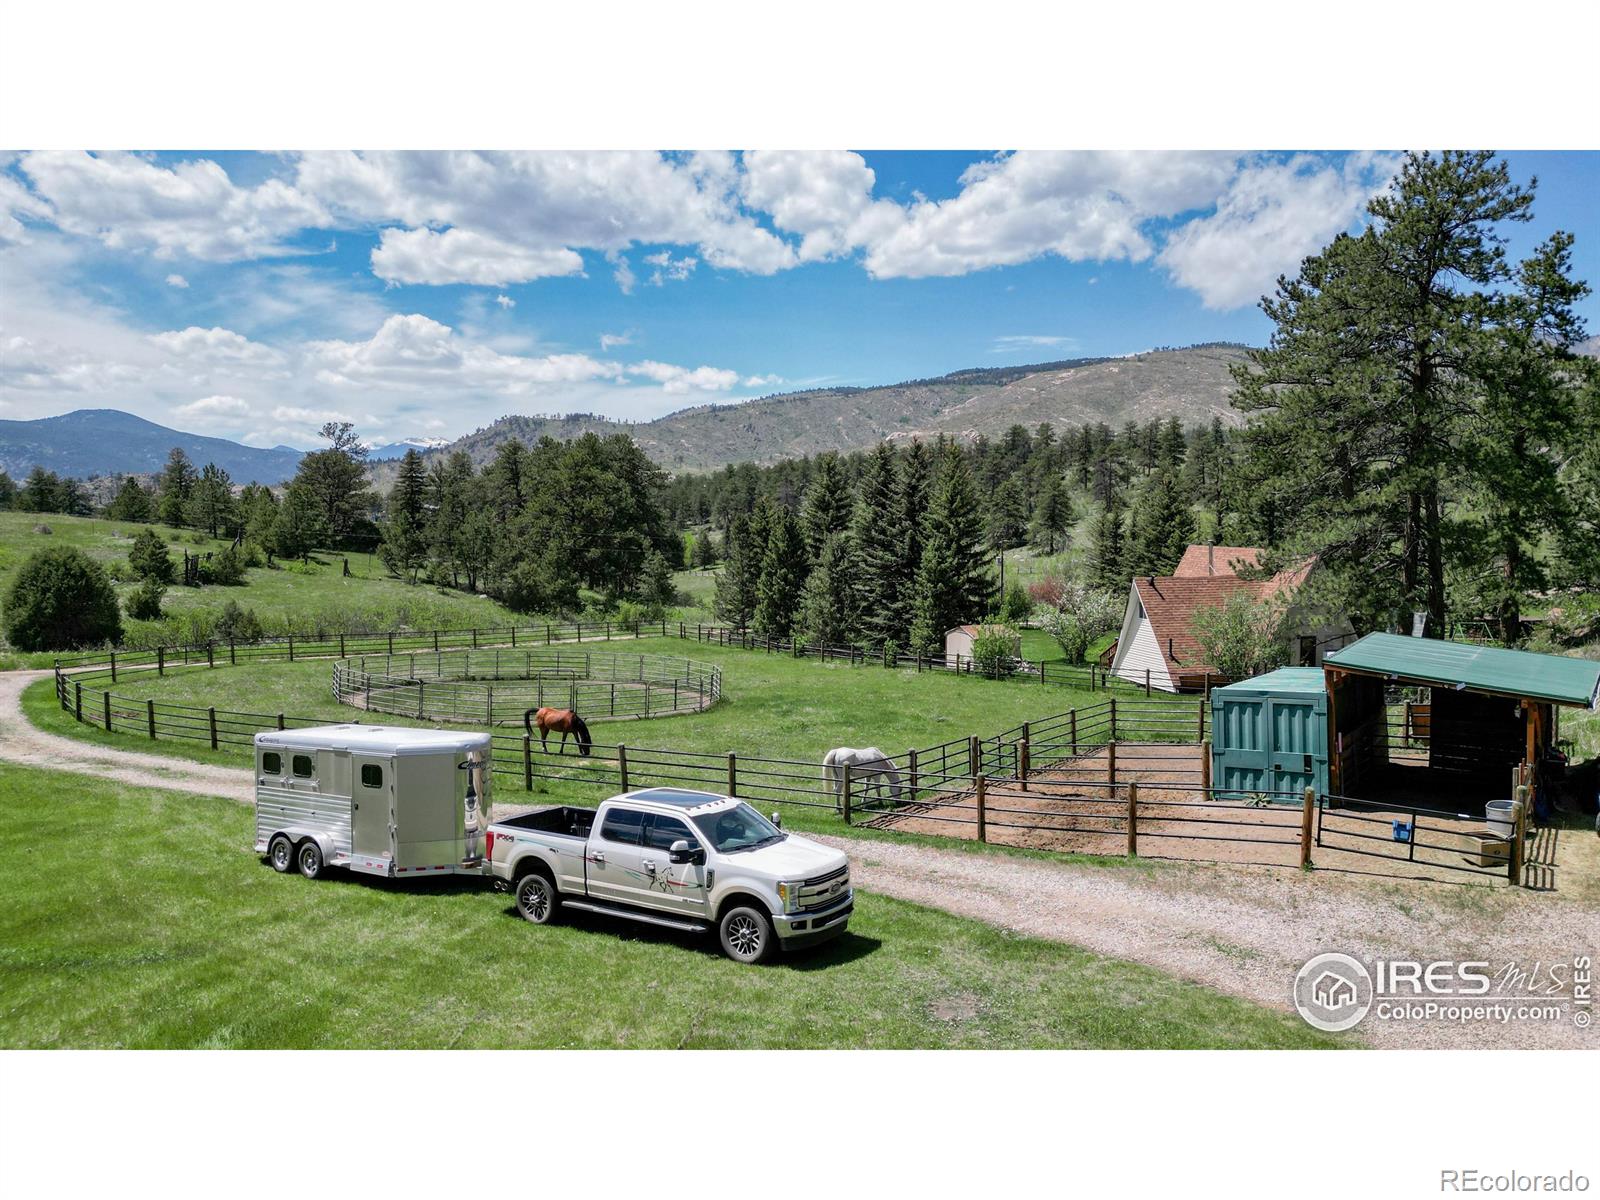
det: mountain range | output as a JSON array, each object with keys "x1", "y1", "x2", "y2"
[{"x1": 0, "y1": 409, "x2": 305, "y2": 483}]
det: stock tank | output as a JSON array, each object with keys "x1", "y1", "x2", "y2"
[{"x1": 1209, "y1": 668, "x2": 1330, "y2": 801}]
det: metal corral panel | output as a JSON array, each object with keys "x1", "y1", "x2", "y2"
[
  {"x1": 1325, "y1": 632, "x2": 1600, "y2": 709},
  {"x1": 1210, "y1": 669, "x2": 1328, "y2": 801}
]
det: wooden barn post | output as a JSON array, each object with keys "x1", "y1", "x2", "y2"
[
  {"x1": 974, "y1": 773, "x2": 986, "y2": 843},
  {"x1": 1510, "y1": 786, "x2": 1528, "y2": 886},
  {"x1": 1019, "y1": 721, "x2": 1031, "y2": 790},
  {"x1": 1126, "y1": 781, "x2": 1138, "y2": 857},
  {"x1": 726, "y1": 752, "x2": 738, "y2": 798},
  {"x1": 968, "y1": 735, "x2": 980, "y2": 778},
  {"x1": 1300, "y1": 786, "x2": 1316, "y2": 868},
  {"x1": 617, "y1": 745, "x2": 629, "y2": 792}
]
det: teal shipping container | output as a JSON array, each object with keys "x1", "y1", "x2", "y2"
[{"x1": 1209, "y1": 668, "x2": 1329, "y2": 801}]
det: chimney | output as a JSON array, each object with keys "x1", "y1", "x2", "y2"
[{"x1": 1207, "y1": 544, "x2": 1215, "y2": 575}]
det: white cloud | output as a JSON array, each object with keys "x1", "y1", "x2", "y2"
[
  {"x1": 165, "y1": 273, "x2": 189, "y2": 288},
  {"x1": 495, "y1": 293, "x2": 515, "y2": 309},
  {"x1": 0, "y1": 328, "x2": 143, "y2": 390},
  {"x1": 643, "y1": 250, "x2": 697, "y2": 285},
  {"x1": 626, "y1": 360, "x2": 739, "y2": 394},
  {"x1": 370, "y1": 226, "x2": 583, "y2": 286},
  {"x1": 148, "y1": 325, "x2": 284, "y2": 366},
  {"x1": 609, "y1": 253, "x2": 636, "y2": 295},
  {"x1": 173, "y1": 394, "x2": 253, "y2": 423},
  {"x1": 307, "y1": 312, "x2": 623, "y2": 393},
  {"x1": 990, "y1": 334, "x2": 1079, "y2": 354},
  {"x1": 599, "y1": 331, "x2": 632, "y2": 350},
  {"x1": 18, "y1": 151, "x2": 327, "y2": 261},
  {"x1": 742, "y1": 374, "x2": 783, "y2": 388},
  {"x1": 1157, "y1": 153, "x2": 1400, "y2": 309}
]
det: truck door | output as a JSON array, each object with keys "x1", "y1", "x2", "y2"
[
  {"x1": 639, "y1": 812, "x2": 709, "y2": 919},
  {"x1": 586, "y1": 805, "x2": 651, "y2": 906},
  {"x1": 351, "y1": 754, "x2": 395, "y2": 861}
]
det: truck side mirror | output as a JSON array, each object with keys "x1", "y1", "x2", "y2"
[
  {"x1": 770, "y1": 811, "x2": 783, "y2": 829},
  {"x1": 669, "y1": 839, "x2": 705, "y2": 866}
]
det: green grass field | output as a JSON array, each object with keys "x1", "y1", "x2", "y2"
[{"x1": 0, "y1": 765, "x2": 1337, "y2": 1049}]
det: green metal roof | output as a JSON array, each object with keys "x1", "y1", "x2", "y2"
[
  {"x1": 1324, "y1": 632, "x2": 1600, "y2": 709},
  {"x1": 1214, "y1": 667, "x2": 1328, "y2": 696}
]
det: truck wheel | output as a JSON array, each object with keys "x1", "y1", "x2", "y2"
[
  {"x1": 719, "y1": 906, "x2": 774, "y2": 964},
  {"x1": 268, "y1": 835, "x2": 294, "y2": 873},
  {"x1": 515, "y1": 873, "x2": 560, "y2": 924},
  {"x1": 297, "y1": 840, "x2": 324, "y2": 880}
]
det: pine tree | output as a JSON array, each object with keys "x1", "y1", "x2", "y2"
[
  {"x1": 796, "y1": 533, "x2": 858, "y2": 647},
  {"x1": 907, "y1": 445, "x2": 991, "y2": 651},
  {"x1": 128, "y1": 527, "x2": 175, "y2": 584},
  {"x1": 1031, "y1": 475, "x2": 1073, "y2": 553},
  {"x1": 19, "y1": 467, "x2": 61, "y2": 513},
  {"x1": 187, "y1": 463, "x2": 236, "y2": 537},
  {"x1": 891, "y1": 440, "x2": 933, "y2": 634},
  {"x1": 268, "y1": 480, "x2": 326, "y2": 562},
  {"x1": 1088, "y1": 495, "x2": 1128, "y2": 591},
  {"x1": 379, "y1": 449, "x2": 429, "y2": 582},
  {"x1": 753, "y1": 504, "x2": 807, "y2": 640},
  {"x1": 799, "y1": 452, "x2": 853, "y2": 563},
  {"x1": 986, "y1": 477, "x2": 1030, "y2": 552},
  {"x1": 712, "y1": 512, "x2": 757, "y2": 627},
  {"x1": 106, "y1": 476, "x2": 155, "y2": 523},
  {"x1": 293, "y1": 421, "x2": 373, "y2": 546},
  {"x1": 850, "y1": 443, "x2": 909, "y2": 646},
  {"x1": 1125, "y1": 468, "x2": 1194, "y2": 577},
  {"x1": 157, "y1": 448, "x2": 197, "y2": 526}
]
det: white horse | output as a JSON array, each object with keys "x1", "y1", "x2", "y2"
[{"x1": 823, "y1": 747, "x2": 902, "y2": 809}]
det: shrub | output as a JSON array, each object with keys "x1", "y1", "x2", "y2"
[
  {"x1": 997, "y1": 578, "x2": 1033, "y2": 625},
  {"x1": 971, "y1": 622, "x2": 1021, "y2": 678},
  {"x1": 125, "y1": 578, "x2": 166, "y2": 621},
  {"x1": 128, "y1": 528, "x2": 175, "y2": 584},
  {"x1": 1190, "y1": 593, "x2": 1288, "y2": 682},
  {"x1": 214, "y1": 600, "x2": 264, "y2": 644},
  {"x1": 2, "y1": 547, "x2": 123, "y2": 651},
  {"x1": 197, "y1": 544, "x2": 247, "y2": 586},
  {"x1": 1027, "y1": 575, "x2": 1065, "y2": 608}
]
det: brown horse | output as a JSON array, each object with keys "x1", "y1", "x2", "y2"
[{"x1": 525, "y1": 707, "x2": 593, "y2": 756}]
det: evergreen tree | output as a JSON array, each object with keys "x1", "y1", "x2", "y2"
[
  {"x1": 851, "y1": 443, "x2": 910, "y2": 646},
  {"x1": 907, "y1": 445, "x2": 991, "y2": 651},
  {"x1": 1232, "y1": 150, "x2": 1548, "y2": 634},
  {"x1": 753, "y1": 503, "x2": 807, "y2": 640},
  {"x1": 187, "y1": 463, "x2": 236, "y2": 537},
  {"x1": 292, "y1": 421, "x2": 373, "y2": 546},
  {"x1": 1031, "y1": 474, "x2": 1073, "y2": 553},
  {"x1": 986, "y1": 476, "x2": 1030, "y2": 552},
  {"x1": 892, "y1": 440, "x2": 933, "y2": 633},
  {"x1": 238, "y1": 484, "x2": 279, "y2": 550},
  {"x1": 156, "y1": 448, "x2": 197, "y2": 526},
  {"x1": 425, "y1": 451, "x2": 475, "y2": 587},
  {"x1": 19, "y1": 467, "x2": 61, "y2": 513},
  {"x1": 799, "y1": 452, "x2": 853, "y2": 562},
  {"x1": 127, "y1": 527, "x2": 175, "y2": 584},
  {"x1": 106, "y1": 476, "x2": 155, "y2": 523},
  {"x1": 379, "y1": 449, "x2": 429, "y2": 582},
  {"x1": 0, "y1": 470, "x2": 14, "y2": 509},
  {"x1": 712, "y1": 512, "x2": 758, "y2": 627},
  {"x1": 269, "y1": 479, "x2": 327, "y2": 561},
  {"x1": 1125, "y1": 469, "x2": 1195, "y2": 577},
  {"x1": 55, "y1": 477, "x2": 91, "y2": 516},
  {"x1": 796, "y1": 533, "x2": 858, "y2": 647},
  {"x1": 2, "y1": 547, "x2": 122, "y2": 651},
  {"x1": 640, "y1": 548, "x2": 677, "y2": 609},
  {"x1": 483, "y1": 438, "x2": 530, "y2": 523},
  {"x1": 1088, "y1": 495, "x2": 1128, "y2": 591}
]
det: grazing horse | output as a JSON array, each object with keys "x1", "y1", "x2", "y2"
[
  {"x1": 823, "y1": 747, "x2": 902, "y2": 810},
  {"x1": 524, "y1": 707, "x2": 593, "y2": 756}
]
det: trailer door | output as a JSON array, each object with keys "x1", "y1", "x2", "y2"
[{"x1": 352, "y1": 754, "x2": 395, "y2": 861}]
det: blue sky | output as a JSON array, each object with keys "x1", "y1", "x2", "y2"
[{"x1": 2, "y1": 150, "x2": 1596, "y2": 450}]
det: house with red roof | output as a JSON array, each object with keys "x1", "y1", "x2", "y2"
[{"x1": 1107, "y1": 544, "x2": 1353, "y2": 692}]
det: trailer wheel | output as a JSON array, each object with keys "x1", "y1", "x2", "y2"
[
  {"x1": 718, "y1": 905, "x2": 774, "y2": 964},
  {"x1": 297, "y1": 840, "x2": 325, "y2": 880},
  {"x1": 515, "y1": 872, "x2": 559, "y2": 924},
  {"x1": 268, "y1": 835, "x2": 294, "y2": 874}
]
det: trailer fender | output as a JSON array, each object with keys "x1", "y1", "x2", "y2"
[{"x1": 272, "y1": 827, "x2": 337, "y2": 863}]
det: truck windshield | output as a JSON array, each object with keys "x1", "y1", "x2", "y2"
[{"x1": 690, "y1": 803, "x2": 785, "y2": 854}]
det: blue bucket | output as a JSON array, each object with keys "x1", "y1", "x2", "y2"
[{"x1": 1391, "y1": 820, "x2": 1412, "y2": 843}]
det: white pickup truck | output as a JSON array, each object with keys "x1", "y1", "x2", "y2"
[{"x1": 485, "y1": 787, "x2": 853, "y2": 963}]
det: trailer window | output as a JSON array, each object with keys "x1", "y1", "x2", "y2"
[
  {"x1": 599, "y1": 807, "x2": 645, "y2": 845},
  {"x1": 360, "y1": 764, "x2": 383, "y2": 788},
  {"x1": 291, "y1": 754, "x2": 315, "y2": 778},
  {"x1": 261, "y1": 752, "x2": 282, "y2": 776}
]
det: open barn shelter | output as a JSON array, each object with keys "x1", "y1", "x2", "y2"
[{"x1": 1322, "y1": 633, "x2": 1600, "y2": 815}]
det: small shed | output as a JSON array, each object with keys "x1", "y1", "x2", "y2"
[
  {"x1": 944, "y1": 624, "x2": 1021, "y2": 669},
  {"x1": 1323, "y1": 633, "x2": 1600, "y2": 810},
  {"x1": 1209, "y1": 668, "x2": 1330, "y2": 801}
]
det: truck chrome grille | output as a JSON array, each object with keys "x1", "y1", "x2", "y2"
[{"x1": 803, "y1": 865, "x2": 848, "y2": 888}]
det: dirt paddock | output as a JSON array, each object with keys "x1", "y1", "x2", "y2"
[{"x1": 868, "y1": 742, "x2": 1560, "y2": 886}]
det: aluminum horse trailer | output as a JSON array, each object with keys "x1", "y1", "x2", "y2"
[{"x1": 254, "y1": 724, "x2": 491, "y2": 880}]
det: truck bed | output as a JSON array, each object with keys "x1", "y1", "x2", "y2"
[{"x1": 492, "y1": 806, "x2": 595, "y2": 841}]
